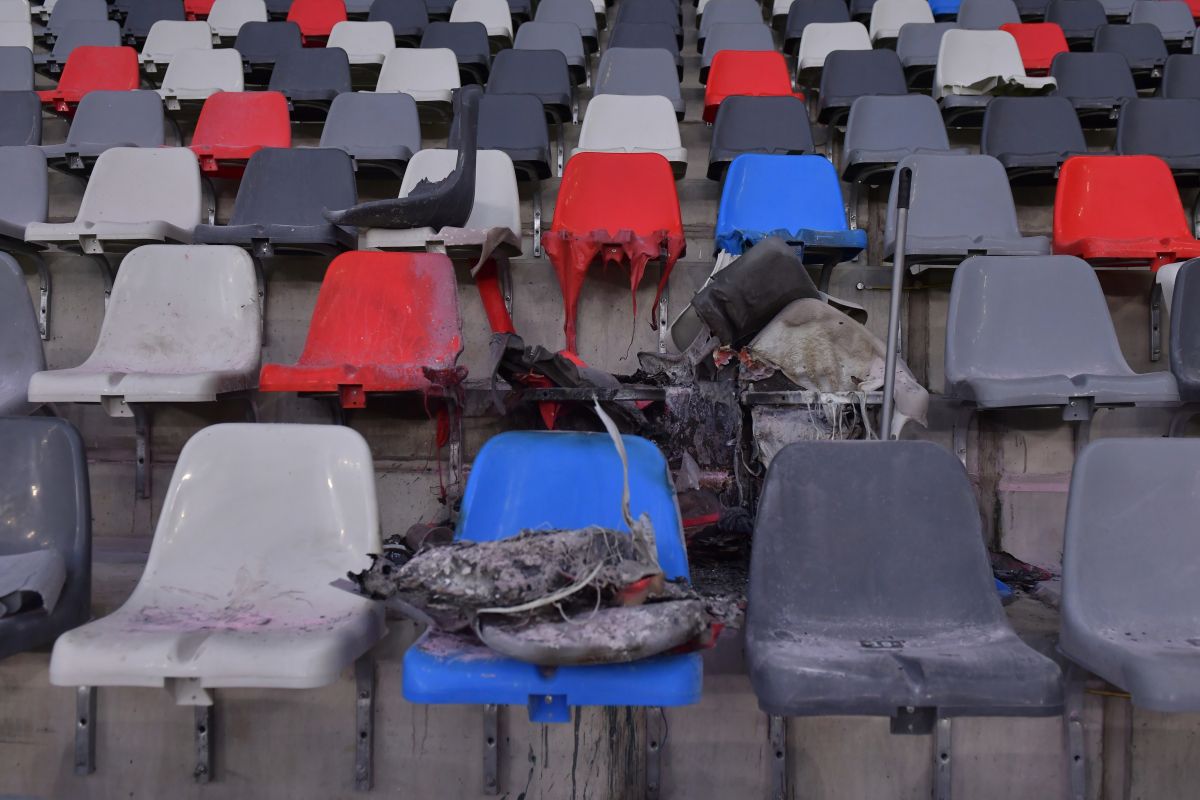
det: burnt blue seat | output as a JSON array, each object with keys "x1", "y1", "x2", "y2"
[
  {"x1": 841, "y1": 94, "x2": 954, "y2": 185},
  {"x1": 1094, "y1": 23, "x2": 1169, "y2": 88},
  {"x1": 747, "y1": 440, "x2": 1063, "y2": 720},
  {"x1": 0, "y1": 46, "x2": 33, "y2": 90},
  {"x1": 235, "y1": 21, "x2": 303, "y2": 85},
  {"x1": 41, "y1": 90, "x2": 164, "y2": 173},
  {"x1": 1170, "y1": 259, "x2": 1200, "y2": 401},
  {"x1": 319, "y1": 91, "x2": 421, "y2": 179},
  {"x1": 1061, "y1": 438, "x2": 1200, "y2": 711},
  {"x1": 981, "y1": 96, "x2": 1087, "y2": 182},
  {"x1": 367, "y1": 0, "x2": 427, "y2": 45},
  {"x1": 1051, "y1": 50, "x2": 1137, "y2": 124},
  {"x1": 267, "y1": 46, "x2": 350, "y2": 118},
  {"x1": 1160, "y1": 53, "x2": 1200, "y2": 98},
  {"x1": 33, "y1": 18, "x2": 120, "y2": 74},
  {"x1": 708, "y1": 95, "x2": 815, "y2": 180},
  {"x1": 816, "y1": 48, "x2": 908, "y2": 126},
  {"x1": 0, "y1": 253, "x2": 44, "y2": 415},
  {"x1": 421, "y1": 20, "x2": 490, "y2": 84},
  {"x1": 607, "y1": 22, "x2": 682, "y2": 78},
  {"x1": 449, "y1": 92, "x2": 551, "y2": 180},
  {"x1": 945, "y1": 255, "x2": 1179, "y2": 408},
  {"x1": 0, "y1": 90, "x2": 41, "y2": 145},
  {"x1": 1116, "y1": 97, "x2": 1200, "y2": 180},
  {"x1": 1044, "y1": 0, "x2": 1106, "y2": 46},
  {"x1": 0, "y1": 416, "x2": 90, "y2": 660},
  {"x1": 897, "y1": 21, "x2": 957, "y2": 88},
  {"x1": 192, "y1": 147, "x2": 357, "y2": 256}
]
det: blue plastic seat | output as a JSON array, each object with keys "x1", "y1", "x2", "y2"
[
  {"x1": 714, "y1": 153, "x2": 867, "y2": 265},
  {"x1": 929, "y1": 0, "x2": 962, "y2": 17},
  {"x1": 402, "y1": 431, "x2": 702, "y2": 723}
]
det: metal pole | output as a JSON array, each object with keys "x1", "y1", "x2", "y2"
[{"x1": 881, "y1": 167, "x2": 913, "y2": 441}]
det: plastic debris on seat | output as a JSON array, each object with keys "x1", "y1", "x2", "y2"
[
  {"x1": 189, "y1": 91, "x2": 291, "y2": 177},
  {"x1": 817, "y1": 48, "x2": 908, "y2": 125},
  {"x1": 869, "y1": 0, "x2": 933, "y2": 44},
  {"x1": 709, "y1": 95, "x2": 815, "y2": 180},
  {"x1": 575, "y1": 95, "x2": 687, "y2": 178},
  {"x1": 1000, "y1": 22, "x2": 1068, "y2": 74},
  {"x1": 0, "y1": 90, "x2": 40, "y2": 145},
  {"x1": 42, "y1": 90, "x2": 164, "y2": 172},
  {"x1": 981, "y1": 96, "x2": 1086, "y2": 182},
  {"x1": 841, "y1": 94, "x2": 953, "y2": 184},
  {"x1": 703, "y1": 49, "x2": 802, "y2": 123},
  {"x1": 595, "y1": 47, "x2": 685, "y2": 119},
  {"x1": 319, "y1": 91, "x2": 420, "y2": 177},
  {"x1": 0, "y1": 253, "x2": 45, "y2": 416},
  {"x1": 38, "y1": 45, "x2": 139, "y2": 115},
  {"x1": 935, "y1": 29, "x2": 1057, "y2": 125}
]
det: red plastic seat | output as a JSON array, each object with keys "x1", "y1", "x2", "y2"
[
  {"x1": 1184, "y1": 0, "x2": 1200, "y2": 20},
  {"x1": 184, "y1": 0, "x2": 214, "y2": 17},
  {"x1": 258, "y1": 251, "x2": 464, "y2": 409},
  {"x1": 702, "y1": 50, "x2": 803, "y2": 124},
  {"x1": 1054, "y1": 155, "x2": 1200, "y2": 270},
  {"x1": 189, "y1": 92, "x2": 292, "y2": 178},
  {"x1": 1000, "y1": 23, "x2": 1068, "y2": 76},
  {"x1": 541, "y1": 152, "x2": 685, "y2": 353},
  {"x1": 287, "y1": 0, "x2": 347, "y2": 44},
  {"x1": 37, "y1": 47, "x2": 140, "y2": 116}
]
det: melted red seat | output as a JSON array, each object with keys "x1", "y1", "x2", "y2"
[
  {"x1": 1000, "y1": 23, "x2": 1068, "y2": 75},
  {"x1": 38, "y1": 47, "x2": 139, "y2": 116},
  {"x1": 287, "y1": 0, "x2": 347, "y2": 44},
  {"x1": 190, "y1": 92, "x2": 292, "y2": 178},
  {"x1": 259, "y1": 251, "x2": 464, "y2": 408},
  {"x1": 1054, "y1": 155, "x2": 1200, "y2": 270},
  {"x1": 703, "y1": 50, "x2": 803, "y2": 124},
  {"x1": 541, "y1": 152, "x2": 685, "y2": 354}
]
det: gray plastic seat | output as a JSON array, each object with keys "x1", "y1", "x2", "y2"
[
  {"x1": 1094, "y1": 23, "x2": 1169, "y2": 88},
  {"x1": 700, "y1": 22, "x2": 774, "y2": 83},
  {"x1": 0, "y1": 46, "x2": 33, "y2": 90},
  {"x1": 747, "y1": 440, "x2": 1063, "y2": 720},
  {"x1": 1061, "y1": 438, "x2": 1200, "y2": 711},
  {"x1": 779, "y1": 0, "x2": 848, "y2": 45},
  {"x1": 594, "y1": 47, "x2": 685, "y2": 119},
  {"x1": 980, "y1": 96, "x2": 1087, "y2": 182},
  {"x1": 44, "y1": 0, "x2": 107, "y2": 44},
  {"x1": 958, "y1": 0, "x2": 1020, "y2": 28},
  {"x1": 449, "y1": 92, "x2": 551, "y2": 180},
  {"x1": 1170, "y1": 259, "x2": 1200, "y2": 400},
  {"x1": 318, "y1": 91, "x2": 421, "y2": 179},
  {"x1": 884, "y1": 154, "x2": 1052, "y2": 266},
  {"x1": 235, "y1": 20, "x2": 303, "y2": 84},
  {"x1": 120, "y1": 0, "x2": 186, "y2": 44},
  {"x1": 513, "y1": 20, "x2": 586, "y2": 85},
  {"x1": 1051, "y1": 50, "x2": 1137, "y2": 123},
  {"x1": 708, "y1": 95, "x2": 815, "y2": 180},
  {"x1": 33, "y1": 18, "x2": 119, "y2": 74},
  {"x1": 1044, "y1": 0, "x2": 1106, "y2": 45},
  {"x1": 1116, "y1": 97, "x2": 1200, "y2": 179},
  {"x1": 155, "y1": 48, "x2": 244, "y2": 111},
  {"x1": 0, "y1": 416, "x2": 90, "y2": 660},
  {"x1": 0, "y1": 90, "x2": 40, "y2": 145},
  {"x1": 945, "y1": 255, "x2": 1179, "y2": 407},
  {"x1": 841, "y1": 94, "x2": 953, "y2": 185},
  {"x1": 1160, "y1": 52, "x2": 1200, "y2": 97},
  {"x1": 0, "y1": 254, "x2": 44, "y2": 415},
  {"x1": 896, "y1": 21, "x2": 956, "y2": 88},
  {"x1": 0, "y1": 146, "x2": 48, "y2": 250},
  {"x1": 1097, "y1": 0, "x2": 1134, "y2": 16},
  {"x1": 421, "y1": 20, "x2": 490, "y2": 84},
  {"x1": 613, "y1": 0, "x2": 680, "y2": 46},
  {"x1": 193, "y1": 147, "x2": 357, "y2": 256},
  {"x1": 849, "y1": 0, "x2": 880, "y2": 22},
  {"x1": 1129, "y1": 0, "x2": 1195, "y2": 50},
  {"x1": 267, "y1": 46, "x2": 350, "y2": 117},
  {"x1": 487, "y1": 47, "x2": 573, "y2": 122},
  {"x1": 533, "y1": 0, "x2": 598, "y2": 52},
  {"x1": 607, "y1": 21, "x2": 682, "y2": 78},
  {"x1": 1016, "y1": 0, "x2": 1051, "y2": 17},
  {"x1": 816, "y1": 48, "x2": 908, "y2": 126},
  {"x1": 41, "y1": 90, "x2": 164, "y2": 173},
  {"x1": 367, "y1": 0, "x2": 427, "y2": 45},
  {"x1": 698, "y1": 0, "x2": 762, "y2": 50}
]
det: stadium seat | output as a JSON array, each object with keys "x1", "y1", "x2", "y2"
[
  {"x1": 0, "y1": 0, "x2": 26, "y2": 21},
  {"x1": 207, "y1": 0, "x2": 268, "y2": 40},
  {"x1": 0, "y1": 46, "x2": 33, "y2": 89},
  {"x1": 595, "y1": 47, "x2": 685, "y2": 119},
  {"x1": 929, "y1": 0, "x2": 962, "y2": 17},
  {"x1": 156, "y1": 48, "x2": 245, "y2": 111},
  {"x1": 449, "y1": 92, "x2": 551, "y2": 181},
  {"x1": 120, "y1": 0, "x2": 186, "y2": 44},
  {"x1": 189, "y1": 91, "x2": 291, "y2": 178},
  {"x1": 1044, "y1": 0, "x2": 1106, "y2": 46},
  {"x1": 935, "y1": 29, "x2": 1056, "y2": 127},
  {"x1": 1051, "y1": 51, "x2": 1137, "y2": 123},
  {"x1": 847, "y1": 0, "x2": 881, "y2": 21},
  {"x1": 697, "y1": 0, "x2": 761, "y2": 50},
  {"x1": 138, "y1": 19, "x2": 211, "y2": 75},
  {"x1": 513, "y1": 20, "x2": 587, "y2": 85},
  {"x1": 449, "y1": 0, "x2": 512, "y2": 46},
  {"x1": 816, "y1": 48, "x2": 908, "y2": 126},
  {"x1": 367, "y1": 0, "x2": 426, "y2": 45},
  {"x1": 709, "y1": 95, "x2": 815, "y2": 181},
  {"x1": 1061, "y1": 439, "x2": 1200, "y2": 711},
  {"x1": 318, "y1": 91, "x2": 421, "y2": 178},
  {"x1": 778, "y1": 0, "x2": 847, "y2": 40},
  {"x1": 259, "y1": 251, "x2": 463, "y2": 408},
  {"x1": 884, "y1": 153, "x2": 1052, "y2": 266},
  {"x1": 183, "y1": 0, "x2": 214, "y2": 18},
  {"x1": 33, "y1": 18, "x2": 120, "y2": 74},
  {"x1": 613, "y1": 0, "x2": 679, "y2": 46},
  {"x1": 1097, "y1": 0, "x2": 1134, "y2": 17},
  {"x1": 575, "y1": 95, "x2": 686, "y2": 178},
  {"x1": 534, "y1": 0, "x2": 597, "y2": 52},
  {"x1": 608, "y1": 21, "x2": 682, "y2": 77},
  {"x1": 326, "y1": 20, "x2": 394, "y2": 65},
  {"x1": 703, "y1": 50, "x2": 801, "y2": 123},
  {"x1": 700, "y1": 22, "x2": 773, "y2": 83},
  {"x1": 235, "y1": 20, "x2": 302, "y2": 84},
  {"x1": 193, "y1": 148, "x2": 356, "y2": 256},
  {"x1": 421, "y1": 20, "x2": 491, "y2": 84},
  {"x1": 868, "y1": 0, "x2": 933, "y2": 44},
  {"x1": 1169, "y1": 260, "x2": 1200, "y2": 399},
  {"x1": 487, "y1": 48, "x2": 572, "y2": 124},
  {"x1": 49, "y1": 423, "x2": 385, "y2": 705},
  {"x1": 286, "y1": 0, "x2": 345, "y2": 43},
  {"x1": 402, "y1": 431, "x2": 701, "y2": 722},
  {"x1": 0, "y1": 90, "x2": 40, "y2": 145},
  {"x1": 958, "y1": 0, "x2": 1020, "y2": 28},
  {"x1": 747, "y1": 440, "x2": 1062, "y2": 720},
  {"x1": 38, "y1": 46, "x2": 139, "y2": 115},
  {"x1": 268, "y1": 46, "x2": 351, "y2": 116},
  {"x1": 376, "y1": 47, "x2": 459, "y2": 111},
  {"x1": 1129, "y1": 0, "x2": 1194, "y2": 50},
  {"x1": 897, "y1": 21, "x2": 956, "y2": 88},
  {"x1": 0, "y1": 146, "x2": 47, "y2": 252},
  {"x1": 42, "y1": 90, "x2": 164, "y2": 173},
  {"x1": 981, "y1": 96, "x2": 1087, "y2": 182},
  {"x1": 841, "y1": 95, "x2": 954, "y2": 185},
  {"x1": 1001, "y1": 22, "x2": 1069, "y2": 73},
  {"x1": 795, "y1": 21, "x2": 872, "y2": 87},
  {"x1": 1054, "y1": 155, "x2": 1200, "y2": 268},
  {"x1": 1116, "y1": 98, "x2": 1200, "y2": 181},
  {"x1": 1093, "y1": 23, "x2": 1169, "y2": 88},
  {"x1": 0, "y1": 416, "x2": 91, "y2": 660},
  {"x1": 44, "y1": 0, "x2": 106, "y2": 44},
  {"x1": 0, "y1": 19, "x2": 31, "y2": 48},
  {"x1": 0, "y1": 254, "x2": 45, "y2": 415},
  {"x1": 25, "y1": 147, "x2": 201, "y2": 254},
  {"x1": 1161, "y1": 52, "x2": 1200, "y2": 97}
]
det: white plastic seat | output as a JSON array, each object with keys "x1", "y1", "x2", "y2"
[
  {"x1": 449, "y1": 0, "x2": 513, "y2": 45},
  {"x1": 327, "y1": 20, "x2": 394, "y2": 64},
  {"x1": 361, "y1": 148, "x2": 521, "y2": 258},
  {"x1": 49, "y1": 423, "x2": 384, "y2": 691},
  {"x1": 24, "y1": 147, "x2": 201, "y2": 254},
  {"x1": 207, "y1": 0, "x2": 268, "y2": 41},
  {"x1": 870, "y1": 0, "x2": 934, "y2": 43},
  {"x1": 0, "y1": 20, "x2": 33, "y2": 48},
  {"x1": 796, "y1": 21, "x2": 871, "y2": 84},
  {"x1": 156, "y1": 48, "x2": 245, "y2": 109},
  {"x1": 139, "y1": 20, "x2": 213, "y2": 74},
  {"x1": 574, "y1": 95, "x2": 687, "y2": 178},
  {"x1": 935, "y1": 28, "x2": 1056, "y2": 102},
  {"x1": 26, "y1": 245, "x2": 261, "y2": 410},
  {"x1": 375, "y1": 47, "x2": 459, "y2": 105}
]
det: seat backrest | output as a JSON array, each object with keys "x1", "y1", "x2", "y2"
[
  {"x1": 1117, "y1": 98, "x2": 1200, "y2": 159},
  {"x1": 0, "y1": 90, "x2": 41, "y2": 145},
  {"x1": 76, "y1": 147, "x2": 200, "y2": 227},
  {"x1": 885, "y1": 153, "x2": 1025, "y2": 246},
  {"x1": 717, "y1": 153, "x2": 851, "y2": 238},
  {"x1": 420, "y1": 20, "x2": 490, "y2": 62},
  {"x1": 133, "y1": 423, "x2": 378, "y2": 599},
  {"x1": 207, "y1": 0, "x2": 267, "y2": 35},
  {"x1": 749, "y1": 440, "x2": 1004, "y2": 635},
  {"x1": 594, "y1": 46, "x2": 680, "y2": 96},
  {"x1": 319, "y1": 91, "x2": 420, "y2": 155},
  {"x1": 870, "y1": 0, "x2": 934, "y2": 41},
  {"x1": 1000, "y1": 22, "x2": 1069, "y2": 72},
  {"x1": 0, "y1": 46, "x2": 32, "y2": 90},
  {"x1": 512, "y1": 20, "x2": 584, "y2": 60},
  {"x1": 191, "y1": 91, "x2": 291, "y2": 151},
  {"x1": 228, "y1": 147, "x2": 355, "y2": 226},
  {"x1": 140, "y1": 19, "x2": 211, "y2": 61},
  {"x1": 376, "y1": 46, "x2": 460, "y2": 93},
  {"x1": 48, "y1": 0, "x2": 107, "y2": 33},
  {"x1": 550, "y1": 151, "x2": 682, "y2": 237},
  {"x1": 120, "y1": 0, "x2": 186, "y2": 39},
  {"x1": 286, "y1": 0, "x2": 347, "y2": 37},
  {"x1": 0, "y1": 252, "x2": 45, "y2": 414},
  {"x1": 0, "y1": 145, "x2": 46, "y2": 229},
  {"x1": 0, "y1": 20, "x2": 31, "y2": 49},
  {"x1": 935, "y1": 28, "x2": 1029, "y2": 97},
  {"x1": 327, "y1": 20, "x2": 394, "y2": 58},
  {"x1": 1050, "y1": 50, "x2": 1137, "y2": 101},
  {"x1": 234, "y1": 20, "x2": 303, "y2": 62},
  {"x1": 945, "y1": 255, "x2": 1135, "y2": 384},
  {"x1": 958, "y1": 0, "x2": 1019, "y2": 28},
  {"x1": 55, "y1": 46, "x2": 140, "y2": 97},
  {"x1": 1053, "y1": 155, "x2": 1194, "y2": 247},
  {"x1": 48, "y1": 19, "x2": 121, "y2": 61},
  {"x1": 819, "y1": 47, "x2": 909, "y2": 98},
  {"x1": 607, "y1": 21, "x2": 679, "y2": 54},
  {"x1": 398, "y1": 148, "x2": 519, "y2": 233},
  {"x1": 713, "y1": 94, "x2": 816, "y2": 158},
  {"x1": 1161, "y1": 53, "x2": 1200, "y2": 99},
  {"x1": 698, "y1": 0, "x2": 762, "y2": 42},
  {"x1": 268, "y1": 46, "x2": 351, "y2": 94},
  {"x1": 65, "y1": 90, "x2": 165, "y2": 148},
  {"x1": 842, "y1": 94, "x2": 950, "y2": 173},
  {"x1": 159, "y1": 47, "x2": 245, "y2": 93},
  {"x1": 487, "y1": 47, "x2": 571, "y2": 98},
  {"x1": 296, "y1": 250, "x2": 462, "y2": 374},
  {"x1": 981, "y1": 96, "x2": 1086, "y2": 157},
  {"x1": 1093, "y1": 22, "x2": 1168, "y2": 66},
  {"x1": 449, "y1": 0, "x2": 511, "y2": 32},
  {"x1": 458, "y1": 431, "x2": 688, "y2": 580},
  {"x1": 368, "y1": 0, "x2": 428, "y2": 37},
  {"x1": 533, "y1": 0, "x2": 595, "y2": 32},
  {"x1": 1044, "y1": 0, "x2": 1106, "y2": 36},
  {"x1": 797, "y1": 21, "x2": 872, "y2": 68},
  {"x1": 702, "y1": 22, "x2": 775, "y2": 66},
  {"x1": 577, "y1": 94, "x2": 682, "y2": 154},
  {"x1": 614, "y1": 0, "x2": 680, "y2": 31},
  {"x1": 448, "y1": 93, "x2": 550, "y2": 174},
  {"x1": 784, "y1": 0, "x2": 850, "y2": 38},
  {"x1": 1170, "y1": 259, "x2": 1200, "y2": 400},
  {"x1": 896, "y1": 20, "x2": 956, "y2": 67},
  {"x1": 0, "y1": 0, "x2": 28, "y2": 23},
  {"x1": 704, "y1": 48, "x2": 796, "y2": 101},
  {"x1": 80, "y1": 244, "x2": 259, "y2": 374},
  {"x1": 1129, "y1": 0, "x2": 1195, "y2": 39}
]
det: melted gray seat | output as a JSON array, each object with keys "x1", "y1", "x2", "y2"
[
  {"x1": 33, "y1": 18, "x2": 120, "y2": 75},
  {"x1": 896, "y1": 20, "x2": 956, "y2": 88},
  {"x1": 319, "y1": 92, "x2": 421, "y2": 179},
  {"x1": 1170, "y1": 259, "x2": 1200, "y2": 401},
  {"x1": 747, "y1": 440, "x2": 1063, "y2": 720},
  {"x1": 0, "y1": 46, "x2": 33, "y2": 90},
  {"x1": 957, "y1": 0, "x2": 1020, "y2": 28},
  {"x1": 0, "y1": 253, "x2": 44, "y2": 415},
  {"x1": 41, "y1": 90, "x2": 164, "y2": 173},
  {"x1": 1061, "y1": 438, "x2": 1200, "y2": 711},
  {"x1": 981, "y1": 96, "x2": 1087, "y2": 182},
  {"x1": 841, "y1": 94, "x2": 953, "y2": 185},
  {"x1": 0, "y1": 416, "x2": 90, "y2": 660},
  {"x1": 708, "y1": 95, "x2": 815, "y2": 180},
  {"x1": 594, "y1": 47, "x2": 685, "y2": 119},
  {"x1": 1116, "y1": 97, "x2": 1200, "y2": 179},
  {"x1": 884, "y1": 154, "x2": 1051, "y2": 266},
  {"x1": 1160, "y1": 53, "x2": 1200, "y2": 98},
  {"x1": 1051, "y1": 51, "x2": 1137, "y2": 125},
  {"x1": 1094, "y1": 23, "x2": 1169, "y2": 89},
  {"x1": 816, "y1": 48, "x2": 908, "y2": 125},
  {"x1": 945, "y1": 255, "x2": 1179, "y2": 407},
  {"x1": 0, "y1": 91, "x2": 41, "y2": 146}
]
